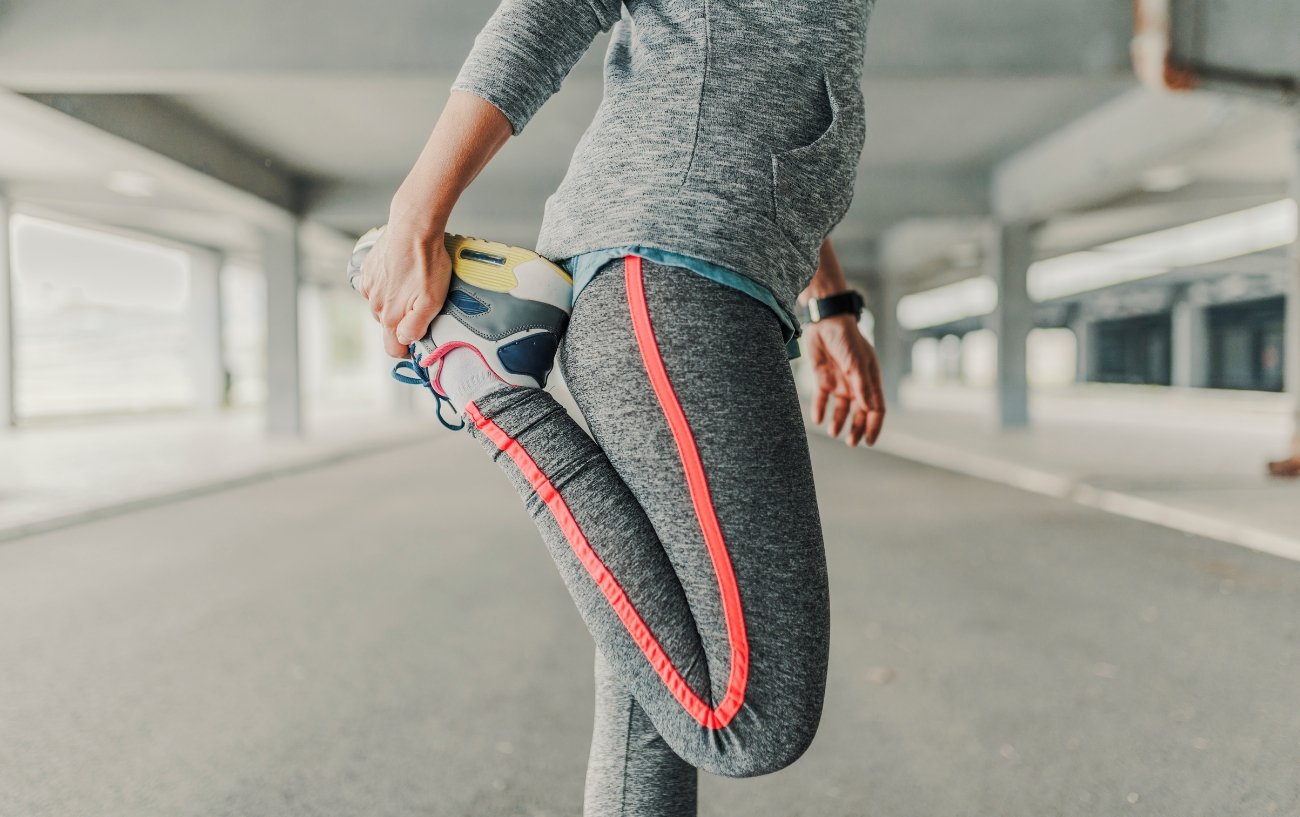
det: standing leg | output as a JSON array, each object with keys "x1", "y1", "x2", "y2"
[{"x1": 585, "y1": 651, "x2": 697, "y2": 817}]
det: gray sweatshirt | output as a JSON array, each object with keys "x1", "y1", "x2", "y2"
[{"x1": 453, "y1": 0, "x2": 872, "y2": 316}]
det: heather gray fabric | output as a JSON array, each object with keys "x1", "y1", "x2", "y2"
[
  {"x1": 584, "y1": 651, "x2": 697, "y2": 817},
  {"x1": 453, "y1": 0, "x2": 873, "y2": 318},
  {"x1": 464, "y1": 258, "x2": 829, "y2": 815}
]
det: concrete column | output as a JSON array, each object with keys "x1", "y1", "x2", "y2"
[
  {"x1": 990, "y1": 221, "x2": 1034, "y2": 429},
  {"x1": 0, "y1": 192, "x2": 15, "y2": 430},
  {"x1": 1171, "y1": 288, "x2": 1210, "y2": 389},
  {"x1": 188, "y1": 250, "x2": 226, "y2": 412},
  {"x1": 1286, "y1": 111, "x2": 1300, "y2": 454},
  {"x1": 299, "y1": 282, "x2": 326, "y2": 409},
  {"x1": 1070, "y1": 313, "x2": 1092, "y2": 383},
  {"x1": 260, "y1": 222, "x2": 302, "y2": 436},
  {"x1": 868, "y1": 273, "x2": 906, "y2": 410},
  {"x1": 938, "y1": 334, "x2": 964, "y2": 381}
]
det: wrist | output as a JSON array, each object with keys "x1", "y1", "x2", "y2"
[
  {"x1": 800, "y1": 268, "x2": 851, "y2": 302},
  {"x1": 804, "y1": 237, "x2": 851, "y2": 299},
  {"x1": 388, "y1": 199, "x2": 448, "y2": 240},
  {"x1": 803, "y1": 281, "x2": 851, "y2": 302},
  {"x1": 390, "y1": 176, "x2": 457, "y2": 237}
]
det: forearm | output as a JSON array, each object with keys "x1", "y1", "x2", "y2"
[
  {"x1": 799, "y1": 239, "x2": 851, "y2": 303},
  {"x1": 389, "y1": 90, "x2": 513, "y2": 236},
  {"x1": 391, "y1": 0, "x2": 621, "y2": 235}
]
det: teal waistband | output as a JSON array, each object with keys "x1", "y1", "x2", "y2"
[{"x1": 563, "y1": 246, "x2": 801, "y2": 359}]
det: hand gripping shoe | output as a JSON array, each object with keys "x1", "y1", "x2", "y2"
[{"x1": 348, "y1": 226, "x2": 572, "y2": 428}]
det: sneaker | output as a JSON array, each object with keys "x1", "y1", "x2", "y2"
[
  {"x1": 347, "y1": 227, "x2": 573, "y2": 428},
  {"x1": 1268, "y1": 456, "x2": 1300, "y2": 478}
]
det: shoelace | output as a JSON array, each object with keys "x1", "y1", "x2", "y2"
[{"x1": 391, "y1": 350, "x2": 466, "y2": 432}]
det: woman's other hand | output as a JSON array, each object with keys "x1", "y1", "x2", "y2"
[{"x1": 804, "y1": 314, "x2": 886, "y2": 447}]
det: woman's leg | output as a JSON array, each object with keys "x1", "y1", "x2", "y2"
[
  {"x1": 463, "y1": 256, "x2": 829, "y2": 779},
  {"x1": 584, "y1": 651, "x2": 697, "y2": 817}
]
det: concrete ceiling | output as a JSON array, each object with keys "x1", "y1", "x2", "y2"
[
  {"x1": 0, "y1": 0, "x2": 1294, "y2": 289},
  {"x1": 0, "y1": 0, "x2": 1135, "y2": 81},
  {"x1": 162, "y1": 75, "x2": 1134, "y2": 179}
]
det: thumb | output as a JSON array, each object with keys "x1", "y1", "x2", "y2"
[{"x1": 395, "y1": 293, "x2": 440, "y2": 347}]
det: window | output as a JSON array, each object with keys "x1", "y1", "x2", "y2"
[
  {"x1": 1209, "y1": 298, "x2": 1285, "y2": 392},
  {"x1": 1093, "y1": 315, "x2": 1172, "y2": 386}
]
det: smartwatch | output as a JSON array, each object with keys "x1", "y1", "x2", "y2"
[{"x1": 800, "y1": 290, "x2": 865, "y2": 325}]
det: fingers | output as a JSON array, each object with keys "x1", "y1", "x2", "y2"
[
  {"x1": 861, "y1": 355, "x2": 886, "y2": 447},
  {"x1": 361, "y1": 270, "x2": 384, "y2": 322},
  {"x1": 359, "y1": 230, "x2": 449, "y2": 360},
  {"x1": 395, "y1": 292, "x2": 441, "y2": 349},
  {"x1": 380, "y1": 290, "x2": 441, "y2": 358},
  {"x1": 829, "y1": 393, "x2": 851, "y2": 438},
  {"x1": 383, "y1": 325, "x2": 409, "y2": 358},
  {"x1": 812, "y1": 385, "x2": 830, "y2": 425},
  {"x1": 377, "y1": 299, "x2": 406, "y2": 358},
  {"x1": 809, "y1": 322, "x2": 890, "y2": 447},
  {"x1": 357, "y1": 233, "x2": 385, "y2": 303},
  {"x1": 359, "y1": 231, "x2": 408, "y2": 343},
  {"x1": 844, "y1": 348, "x2": 887, "y2": 447},
  {"x1": 864, "y1": 407, "x2": 885, "y2": 447},
  {"x1": 846, "y1": 407, "x2": 868, "y2": 447}
]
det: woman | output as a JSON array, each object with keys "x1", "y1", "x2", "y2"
[{"x1": 358, "y1": 0, "x2": 883, "y2": 813}]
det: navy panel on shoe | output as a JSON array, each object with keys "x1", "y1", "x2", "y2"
[
  {"x1": 447, "y1": 279, "x2": 569, "y2": 341},
  {"x1": 498, "y1": 332, "x2": 560, "y2": 386},
  {"x1": 447, "y1": 288, "x2": 490, "y2": 316}
]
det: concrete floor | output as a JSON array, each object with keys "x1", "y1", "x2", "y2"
[
  {"x1": 0, "y1": 408, "x2": 434, "y2": 540},
  {"x1": 873, "y1": 382, "x2": 1300, "y2": 562},
  {"x1": 2, "y1": 431, "x2": 1298, "y2": 817}
]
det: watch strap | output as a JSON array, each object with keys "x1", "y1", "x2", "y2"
[{"x1": 801, "y1": 290, "x2": 864, "y2": 324}]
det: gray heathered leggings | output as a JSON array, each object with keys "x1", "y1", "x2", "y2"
[{"x1": 463, "y1": 257, "x2": 829, "y2": 816}]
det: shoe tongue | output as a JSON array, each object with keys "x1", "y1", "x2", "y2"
[{"x1": 412, "y1": 336, "x2": 438, "y2": 366}]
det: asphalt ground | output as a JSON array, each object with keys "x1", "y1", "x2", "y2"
[{"x1": 3, "y1": 431, "x2": 1297, "y2": 816}]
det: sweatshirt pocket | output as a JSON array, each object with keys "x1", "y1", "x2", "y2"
[{"x1": 770, "y1": 70, "x2": 864, "y2": 252}]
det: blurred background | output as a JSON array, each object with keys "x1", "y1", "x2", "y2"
[{"x1": 1, "y1": 1, "x2": 1298, "y2": 815}]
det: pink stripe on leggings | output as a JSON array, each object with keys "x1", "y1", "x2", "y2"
[
  {"x1": 463, "y1": 254, "x2": 750, "y2": 730},
  {"x1": 465, "y1": 401, "x2": 724, "y2": 727}
]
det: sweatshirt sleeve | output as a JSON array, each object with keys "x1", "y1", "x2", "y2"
[{"x1": 452, "y1": 0, "x2": 624, "y2": 135}]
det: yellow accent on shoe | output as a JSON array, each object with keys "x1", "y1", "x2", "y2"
[{"x1": 444, "y1": 234, "x2": 572, "y2": 293}]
